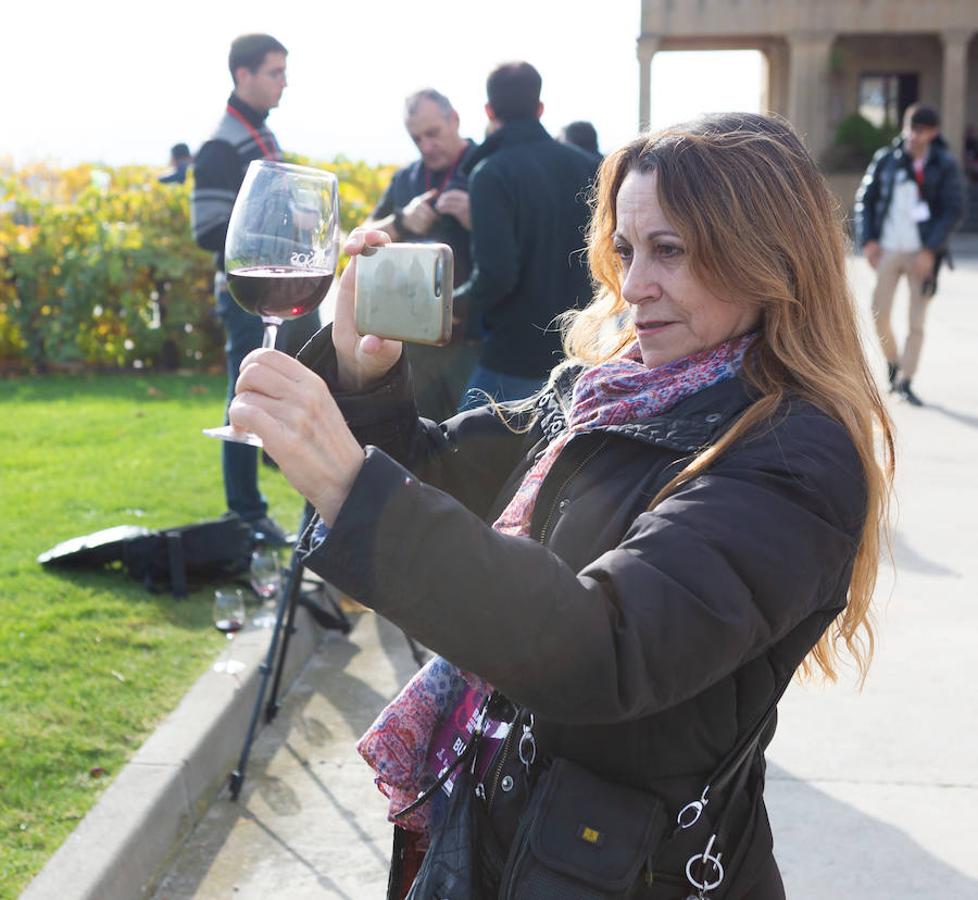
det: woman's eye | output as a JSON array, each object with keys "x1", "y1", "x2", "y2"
[
  {"x1": 614, "y1": 244, "x2": 632, "y2": 261},
  {"x1": 656, "y1": 244, "x2": 684, "y2": 260}
]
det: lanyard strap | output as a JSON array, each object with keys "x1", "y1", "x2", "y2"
[
  {"x1": 912, "y1": 159, "x2": 925, "y2": 188},
  {"x1": 423, "y1": 146, "x2": 466, "y2": 196},
  {"x1": 226, "y1": 104, "x2": 279, "y2": 160}
]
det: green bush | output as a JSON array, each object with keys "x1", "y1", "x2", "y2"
[
  {"x1": 823, "y1": 114, "x2": 900, "y2": 173},
  {"x1": 0, "y1": 155, "x2": 396, "y2": 372}
]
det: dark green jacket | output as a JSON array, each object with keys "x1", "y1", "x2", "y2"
[{"x1": 455, "y1": 119, "x2": 599, "y2": 378}]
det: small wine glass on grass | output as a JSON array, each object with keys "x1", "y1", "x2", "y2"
[
  {"x1": 213, "y1": 588, "x2": 247, "y2": 674},
  {"x1": 203, "y1": 159, "x2": 340, "y2": 447},
  {"x1": 250, "y1": 544, "x2": 281, "y2": 628}
]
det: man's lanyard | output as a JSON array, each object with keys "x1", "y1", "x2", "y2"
[
  {"x1": 226, "y1": 104, "x2": 279, "y2": 160},
  {"x1": 912, "y1": 157, "x2": 926, "y2": 193},
  {"x1": 423, "y1": 146, "x2": 466, "y2": 196}
]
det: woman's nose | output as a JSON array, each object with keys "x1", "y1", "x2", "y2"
[{"x1": 621, "y1": 260, "x2": 662, "y2": 306}]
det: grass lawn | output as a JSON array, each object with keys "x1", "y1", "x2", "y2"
[{"x1": 0, "y1": 372, "x2": 304, "y2": 898}]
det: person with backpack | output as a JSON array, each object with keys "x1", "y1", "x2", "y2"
[{"x1": 228, "y1": 113, "x2": 894, "y2": 899}]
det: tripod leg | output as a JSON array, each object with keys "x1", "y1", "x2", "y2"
[
  {"x1": 264, "y1": 549, "x2": 305, "y2": 725},
  {"x1": 229, "y1": 501, "x2": 314, "y2": 801},
  {"x1": 229, "y1": 564, "x2": 297, "y2": 801}
]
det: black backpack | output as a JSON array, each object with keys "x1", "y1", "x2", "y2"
[{"x1": 38, "y1": 516, "x2": 254, "y2": 597}]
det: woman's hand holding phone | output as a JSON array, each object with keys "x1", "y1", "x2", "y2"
[{"x1": 334, "y1": 229, "x2": 404, "y2": 392}]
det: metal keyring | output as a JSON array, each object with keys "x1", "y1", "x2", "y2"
[
  {"x1": 685, "y1": 834, "x2": 724, "y2": 894},
  {"x1": 517, "y1": 714, "x2": 536, "y2": 769}
]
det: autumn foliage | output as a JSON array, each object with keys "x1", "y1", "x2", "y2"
[{"x1": 0, "y1": 156, "x2": 395, "y2": 372}]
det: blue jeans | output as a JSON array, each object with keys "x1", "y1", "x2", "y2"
[
  {"x1": 458, "y1": 365, "x2": 546, "y2": 412},
  {"x1": 215, "y1": 281, "x2": 320, "y2": 521}
]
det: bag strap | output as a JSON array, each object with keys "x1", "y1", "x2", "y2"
[
  {"x1": 710, "y1": 671, "x2": 791, "y2": 797},
  {"x1": 672, "y1": 671, "x2": 794, "y2": 897},
  {"x1": 676, "y1": 671, "x2": 791, "y2": 833},
  {"x1": 164, "y1": 531, "x2": 188, "y2": 598},
  {"x1": 392, "y1": 693, "x2": 492, "y2": 821}
]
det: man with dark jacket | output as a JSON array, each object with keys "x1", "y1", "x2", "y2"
[
  {"x1": 855, "y1": 104, "x2": 964, "y2": 406},
  {"x1": 455, "y1": 62, "x2": 598, "y2": 407},
  {"x1": 191, "y1": 33, "x2": 319, "y2": 544},
  {"x1": 365, "y1": 89, "x2": 480, "y2": 422}
]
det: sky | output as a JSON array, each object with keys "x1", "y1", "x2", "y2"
[{"x1": 7, "y1": 0, "x2": 764, "y2": 171}]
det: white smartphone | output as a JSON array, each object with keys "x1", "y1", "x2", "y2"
[{"x1": 354, "y1": 243, "x2": 454, "y2": 346}]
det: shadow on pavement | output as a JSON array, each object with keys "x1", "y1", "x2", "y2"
[
  {"x1": 377, "y1": 615, "x2": 429, "y2": 686},
  {"x1": 923, "y1": 402, "x2": 978, "y2": 431},
  {"x1": 283, "y1": 742, "x2": 391, "y2": 869},
  {"x1": 890, "y1": 530, "x2": 961, "y2": 578},
  {"x1": 154, "y1": 620, "x2": 399, "y2": 899},
  {"x1": 242, "y1": 808, "x2": 358, "y2": 899},
  {"x1": 767, "y1": 762, "x2": 978, "y2": 899}
]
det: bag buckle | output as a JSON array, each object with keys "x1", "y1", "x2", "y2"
[
  {"x1": 677, "y1": 785, "x2": 710, "y2": 829},
  {"x1": 517, "y1": 713, "x2": 536, "y2": 773},
  {"x1": 684, "y1": 832, "x2": 724, "y2": 898}
]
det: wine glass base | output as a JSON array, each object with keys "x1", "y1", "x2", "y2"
[
  {"x1": 213, "y1": 659, "x2": 247, "y2": 674},
  {"x1": 203, "y1": 425, "x2": 264, "y2": 447}
]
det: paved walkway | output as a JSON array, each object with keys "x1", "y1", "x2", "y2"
[{"x1": 154, "y1": 242, "x2": 978, "y2": 899}]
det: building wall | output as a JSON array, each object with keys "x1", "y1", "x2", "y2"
[
  {"x1": 967, "y1": 36, "x2": 978, "y2": 136},
  {"x1": 831, "y1": 33, "x2": 944, "y2": 133},
  {"x1": 639, "y1": 0, "x2": 977, "y2": 162},
  {"x1": 641, "y1": 0, "x2": 977, "y2": 38}
]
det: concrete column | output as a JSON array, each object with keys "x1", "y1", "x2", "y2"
[
  {"x1": 786, "y1": 32, "x2": 836, "y2": 160},
  {"x1": 941, "y1": 29, "x2": 972, "y2": 163},
  {"x1": 637, "y1": 36, "x2": 660, "y2": 133},
  {"x1": 763, "y1": 39, "x2": 789, "y2": 117}
]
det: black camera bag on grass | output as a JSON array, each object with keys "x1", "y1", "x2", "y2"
[{"x1": 38, "y1": 516, "x2": 253, "y2": 598}]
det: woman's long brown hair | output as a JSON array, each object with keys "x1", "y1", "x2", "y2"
[{"x1": 562, "y1": 113, "x2": 894, "y2": 683}]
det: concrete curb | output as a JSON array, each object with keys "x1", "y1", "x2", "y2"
[{"x1": 22, "y1": 604, "x2": 324, "y2": 900}]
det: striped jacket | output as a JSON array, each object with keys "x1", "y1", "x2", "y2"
[{"x1": 191, "y1": 94, "x2": 281, "y2": 270}]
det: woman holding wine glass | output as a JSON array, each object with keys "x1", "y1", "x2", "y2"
[{"x1": 223, "y1": 114, "x2": 893, "y2": 898}]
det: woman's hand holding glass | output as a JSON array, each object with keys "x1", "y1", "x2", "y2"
[{"x1": 227, "y1": 229, "x2": 405, "y2": 526}]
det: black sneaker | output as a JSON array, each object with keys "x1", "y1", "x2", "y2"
[
  {"x1": 887, "y1": 362, "x2": 899, "y2": 392},
  {"x1": 898, "y1": 379, "x2": 924, "y2": 407},
  {"x1": 248, "y1": 515, "x2": 294, "y2": 547}
]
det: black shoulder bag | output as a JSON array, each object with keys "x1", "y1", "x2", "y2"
[
  {"x1": 396, "y1": 676, "x2": 791, "y2": 900},
  {"x1": 495, "y1": 677, "x2": 794, "y2": 900}
]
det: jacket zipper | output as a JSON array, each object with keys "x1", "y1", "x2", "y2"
[
  {"x1": 484, "y1": 709, "x2": 522, "y2": 810},
  {"x1": 536, "y1": 436, "x2": 610, "y2": 545}
]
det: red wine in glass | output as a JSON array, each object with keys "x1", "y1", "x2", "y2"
[
  {"x1": 214, "y1": 617, "x2": 244, "y2": 635},
  {"x1": 203, "y1": 160, "x2": 340, "y2": 447},
  {"x1": 227, "y1": 266, "x2": 334, "y2": 319}
]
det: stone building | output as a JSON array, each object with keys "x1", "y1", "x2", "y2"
[{"x1": 637, "y1": 0, "x2": 977, "y2": 166}]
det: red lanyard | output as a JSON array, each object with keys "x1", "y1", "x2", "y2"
[
  {"x1": 912, "y1": 158, "x2": 926, "y2": 190},
  {"x1": 424, "y1": 146, "x2": 466, "y2": 195},
  {"x1": 226, "y1": 104, "x2": 279, "y2": 160}
]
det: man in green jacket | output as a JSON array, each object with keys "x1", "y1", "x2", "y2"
[{"x1": 455, "y1": 62, "x2": 599, "y2": 409}]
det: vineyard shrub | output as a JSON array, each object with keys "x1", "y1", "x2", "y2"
[{"x1": 0, "y1": 155, "x2": 395, "y2": 371}]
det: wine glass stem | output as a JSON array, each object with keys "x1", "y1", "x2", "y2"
[{"x1": 261, "y1": 317, "x2": 282, "y2": 349}]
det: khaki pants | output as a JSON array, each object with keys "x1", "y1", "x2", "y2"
[{"x1": 871, "y1": 250, "x2": 932, "y2": 380}]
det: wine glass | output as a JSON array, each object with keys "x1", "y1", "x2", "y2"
[
  {"x1": 213, "y1": 588, "x2": 247, "y2": 674},
  {"x1": 203, "y1": 160, "x2": 340, "y2": 446},
  {"x1": 249, "y1": 545, "x2": 281, "y2": 628}
]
